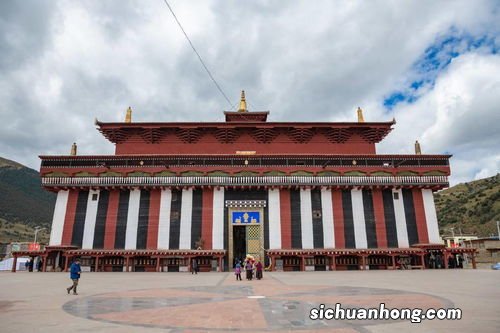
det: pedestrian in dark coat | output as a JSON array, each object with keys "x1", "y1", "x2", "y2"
[
  {"x1": 255, "y1": 261, "x2": 263, "y2": 280},
  {"x1": 66, "y1": 259, "x2": 81, "y2": 295}
]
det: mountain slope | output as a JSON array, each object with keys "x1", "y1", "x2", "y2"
[
  {"x1": 0, "y1": 157, "x2": 55, "y2": 243},
  {"x1": 434, "y1": 173, "x2": 499, "y2": 237}
]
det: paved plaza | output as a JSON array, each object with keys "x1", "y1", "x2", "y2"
[{"x1": 0, "y1": 269, "x2": 498, "y2": 333}]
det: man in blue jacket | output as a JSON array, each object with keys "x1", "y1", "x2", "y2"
[{"x1": 66, "y1": 258, "x2": 81, "y2": 295}]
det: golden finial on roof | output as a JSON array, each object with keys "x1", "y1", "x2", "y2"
[
  {"x1": 415, "y1": 140, "x2": 422, "y2": 155},
  {"x1": 125, "y1": 106, "x2": 132, "y2": 123},
  {"x1": 357, "y1": 107, "x2": 365, "y2": 122},
  {"x1": 70, "y1": 142, "x2": 77, "y2": 156},
  {"x1": 238, "y1": 90, "x2": 248, "y2": 112}
]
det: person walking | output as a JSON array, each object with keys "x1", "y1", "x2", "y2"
[
  {"x1": 235, "y1": 261, "x2": 242, "y2": 281},
  {"x1": 255, "y1": 260, "x2": 263, "y2": 280},
  {"x1": 66, "y1": 258, "x2": 81, "y2": 295},
  {"x1": 191, "y1": 258, "x2": 198, "y2": 274}
]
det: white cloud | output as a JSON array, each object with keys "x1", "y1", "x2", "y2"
[{"x1": 379, "y1": 53, "x2": 500, "y2": 184}]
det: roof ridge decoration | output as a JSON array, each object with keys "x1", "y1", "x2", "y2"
[{"x1": 238, "y1": 90, "x2": 247, "y2": 112}]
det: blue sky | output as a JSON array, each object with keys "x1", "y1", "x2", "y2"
[{"x1": 384, "y1": 30, "x2": 499, "y2": 110}]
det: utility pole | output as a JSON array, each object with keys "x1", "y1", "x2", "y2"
[
  {"x1": 497, "y1": 221, "x2": 500, "y2": 240},
  {"x1": 34, "y1": 226, "x2": 45, "y2": 244}
]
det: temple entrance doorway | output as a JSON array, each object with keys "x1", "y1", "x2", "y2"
[{"x1": 226, "y1": 199, "x2": 266, "y2": 268}]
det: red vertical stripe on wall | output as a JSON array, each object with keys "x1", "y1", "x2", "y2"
[
  {"x1": 331, "y1": 189, "x2": 345, "y2": 249},
  {"x1": 412, "y1": 188, "x2": 429, "y2": 243},
  {"x1": 103, "y1": 190, "x2": 119, "y2": 249},
  {"x1": 147, "y1": 190, "x2": 161, "y2": 249},
  {"x1": 60, "y1": 190, "x2": 79, "y2": 245},
  {"x1": 201, "y1": 188, "x2": 214, "y2": 250},
  {"x1": 280, "y1": 189, "x2": 292, "y2": 249},
  {"x1": 372, "y1": 189, "x2": 388, "y2": 248}
]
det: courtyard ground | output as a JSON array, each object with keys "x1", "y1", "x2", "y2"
[{"x1": 0, "y1": 269, "x2": 498, "y2": 333}]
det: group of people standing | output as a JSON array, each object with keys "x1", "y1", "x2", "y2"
[
  {"x1": 24, "y1": 257, "x2": 43, "y2": 272},
  {"x1": 427, "y1": 252, "x2": 465, "y2": 269},
  {"x1": 234, "y1": 258, "x2": 263, "y2": 281}
]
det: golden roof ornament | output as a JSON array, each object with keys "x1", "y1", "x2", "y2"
[
  {"x1": 125, "y1": 106, "x2": 132, "y2": 123},
  {"x1": 70, "y1": 142, "x2": 77, "y2": 156},
  {"x1": 415, "y1": 140, "x2": 422, "y2": 155},
  {"x1": 357, "y1": 107, "x2": 365, "y2": 122},
  {"x1": 238, "y1": 90, "x2": 248, "y2": 112}
]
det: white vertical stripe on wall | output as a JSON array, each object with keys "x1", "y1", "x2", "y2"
[
  {"x1": 422, "y1": 189, "x2": 441, "y2": 243},
  {"x1": 81, "y1": 189, "x2": 100, "y2": 249},
  {"x1": 179, "y1": 188, "x2": 194, "y2": 249},
  {"x1": 268, "y1": 189, "x2": 282, "y2": 249},
  {"x1": 212, "y1": 188, "x2": 225, "y2": 249},
  {"x1": 392, "y1": 189, "x2": 409, "y2": 247},
  {"x1": 321, "y1": 188, "x2": 335, "y2": 248},
  {"x1": 157, "y1": 189, "x2": 172, "y2": 249},
  {"x1": 351, "y1": 189, "x2": 368, "y2": 248},
  {"x1": 300, "y1": 189, "x2": 314, "y2": 249},
  {"x1": 125, "y1": 189, "x2": 141, "y2": 249},
  {"x1": 49, "y1": 190, "x2": 69, "y2": 246}
]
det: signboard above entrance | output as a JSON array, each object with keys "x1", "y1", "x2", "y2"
[{"x1": 232, "y1": 211, "x2": 260, "y2": 225}]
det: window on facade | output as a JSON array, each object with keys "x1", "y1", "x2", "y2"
[
  {"x1": 92, "y1": 193, "x2": 98, "y2": 201},
  {"x1": 393, "y1": 192, "x2": 399, "y2": 200}
]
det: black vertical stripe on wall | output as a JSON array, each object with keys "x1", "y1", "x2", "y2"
[
  {"x1": 382, "y1": 190, "x2": 398, "y2": 248},
  {"x1": 342, "y1": 190, "x2": 355, "y2": 249},
  {"x1": 93, "y1": 190, "x2": 109, "y2": 249},
  {"x1": 290, "y1": 189, "x2": 302, "y2": 249},
  {"x1": 311, "y1": 189, "x2": 324, "y2": 249},
  {"x1": 114, "y1": 190, "x2": 130, "y2": 249},
  {"x1": 263, "y1": 191, "x2": 269, "y2": 255},
  {"x1": 402, "y1": 189, "x2": 419, "y2": 246},
  {"x1": 169, "y1": 189, "x2": 182, "y2": 249},
  {"x1": 362, "y1": 190, "x2": 378, "y2": 248},
  {"x1": 71, "y1": 191, "x2": 89, "y2": 248},
  {"x1": 191, "y1": 189, "x2": 203, "y2": 249},
  {"x1": 136, "y1": 190, "x2": 150, "y2": 249}
]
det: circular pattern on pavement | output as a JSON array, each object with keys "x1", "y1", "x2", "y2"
[{"x1": 63, "y1": 274, "x2": 453, "y2": 332}]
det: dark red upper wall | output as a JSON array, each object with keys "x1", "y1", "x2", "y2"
[
  {"x1": 115, "y1": 132, "x2": 376, "y2": 155},
  {"x1": 97, "y1": 121, "x2": 394, "y2": 156}
]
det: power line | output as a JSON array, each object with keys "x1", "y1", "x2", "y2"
[{"x1": 162, "y1": 0, "x2": 233, "y2": 109}]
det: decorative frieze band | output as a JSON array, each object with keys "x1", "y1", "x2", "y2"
[
  {"x1": 42, "y1": 175, "x2": 449, "y2": 188},
  {"x1": 225, "y1": 200, "x2": 267, "y2": 208}
]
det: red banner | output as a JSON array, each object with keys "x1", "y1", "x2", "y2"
[{"x1": 28, "y1": 243, "x2": 40, "y2": 251}]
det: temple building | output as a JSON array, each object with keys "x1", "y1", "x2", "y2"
[{"x1": 12, "y1": 91, "x2": 476, "y2": 272}]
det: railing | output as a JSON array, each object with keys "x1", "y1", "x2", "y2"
[
  {"x1": 40, "y1": 155, "x2": 450, "y2": 168},
  {"x1": 41, "y1": 175, "x2": 449, "y2": 187}
]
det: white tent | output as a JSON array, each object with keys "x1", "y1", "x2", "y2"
[{"x1": 0, "y1": 257, "x2": 30, "y2": 271}]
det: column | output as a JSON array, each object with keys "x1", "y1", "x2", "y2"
[
  {"x1": 300, "y1": 189, "x2": 314, "y2": 249},
  {"x1": 321, "y1": 188, "x2": 335, "y2": 248},
  {"x1": 421, "y1": 189, "x2": 441, "y2": 243},
  {"x1": 11, "y1": 256, "x2": 17, "y2": 272},
  {"x1": 157, "y1": 189, "x2": 172, "y2": 249},
  {"x1": 179, "y1": 188, "x2": 194, "y2": 249},
  {"x1": 212, "y1": 188, "x2": 225, "y2": 249},
  {"x1": 351, "y1": 189, "x2": 368, "y2": 248},
  {"x1": 392, "y1": 189, "x2": 409, "y2": 247},
  {"x1": 125, "y1": 189, "x2": 141, "y2": 249},
  {"x1": 49, "y1": 190, "x2": 70, "y2": 246},
  {"x1": 268, "y1": 189, "x2": 282, "y2": 249},
  {"x1": 82, "y1": 190, "x2": 100, "y2": 249}
]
